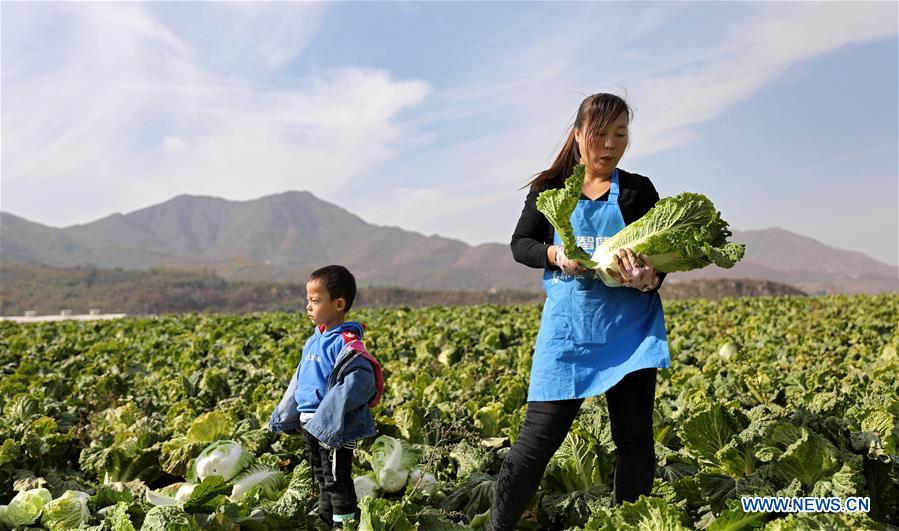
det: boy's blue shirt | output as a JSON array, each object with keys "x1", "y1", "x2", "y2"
[
  {"x1": 294, "y1": 321, "x2": 365, "y2": 413},
  {"x1": 269, "y1": 320, "x2": 376, "y2": 448}
]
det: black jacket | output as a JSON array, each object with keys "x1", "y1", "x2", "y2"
[{"x1": 510, "y1": 168, "x2": 667, "y2": 293}]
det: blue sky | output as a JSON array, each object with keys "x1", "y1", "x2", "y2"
[{"x1": 2, "y1": 2, "x2": 897, "y2": 265}]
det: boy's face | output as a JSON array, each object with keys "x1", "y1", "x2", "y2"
[{"x1": 305, "y1": 279, "x2": 345, "y2": 329}]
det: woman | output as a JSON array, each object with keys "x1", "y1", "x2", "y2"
[{"x1": 489, "y1": 93, "x2": 671, "y2": 530}]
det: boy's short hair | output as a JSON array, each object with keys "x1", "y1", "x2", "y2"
[{"x1": 309, "y1": 265, "x2": 357, "y2": 312}]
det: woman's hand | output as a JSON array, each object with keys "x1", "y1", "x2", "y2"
[
  {"x1": 613, "y1": 249, "x2": 659, "y2": 292},
  {"x1": 549, "y1": 245, "x2": 590, "y2": 276}
]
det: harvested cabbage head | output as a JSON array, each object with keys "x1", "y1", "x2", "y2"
[
  {"x1": 194, "y1": 440, "x2": 254, "y2": 482},
  {"x1": 0, "y1": 488, "x2": 52, "y2": 527},
  {"x1": 354, "y1": 473, "x2": 381, "y2": 500},
  {"x1": 41, "y1": 490, "x2": 91, "y2": 531},
  {"x1": 408, "y1": 468, "x2": 438, "y2": 496},
  {"x1": 228, "y1": 464, "x2": 286, "y2": 502},
  {"x1": 369, "y1": 435, "x2": 421, "y2": 494}
]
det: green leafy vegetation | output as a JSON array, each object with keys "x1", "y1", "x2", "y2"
[{"x1": 0, "y1": 294, "x2": 896, "y2": 529}]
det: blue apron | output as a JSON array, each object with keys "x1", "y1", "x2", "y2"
[{"x1": 528, "y1": 168, "x2": 670, "y2": 402}]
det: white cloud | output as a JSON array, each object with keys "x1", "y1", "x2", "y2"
[
  {"x1": 163, "y1": 136, "x2": 187, "y2": 154},
  {"x1": 1, "y1": 3, "x2": 429, "y2": 224},
  {"x1": 147, "y1": 67, "x2": 429, "y2": 201},
  {"x1": 357, "y1": 119, "x2": 560, "y2": 244},
  {"x1": 142, "y1": 2, "x2": 324, "y2": 76},
  {"x1": 2, "y1": 1, "x2": 895, "y2": 268},
  {"x1": 354, "y1": 2, "x2": 897, "y2": 247},
  {"x1": 626, "y1": 2, "x2": 898, "y2": 159}
]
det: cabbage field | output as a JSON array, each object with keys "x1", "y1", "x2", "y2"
[{"x1": 1, "y1": 294, "x2": 897, "y2": 530}]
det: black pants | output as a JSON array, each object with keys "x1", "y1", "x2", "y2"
[
  {"x1": 301, "y1": 426, "x2": 357, "y2": 526},
  {"x1": 488, "y1": 367, "x2": 658, "y2": 530}
]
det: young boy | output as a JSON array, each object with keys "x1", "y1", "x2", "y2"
[{"x1": 269, "y1": 265, "x2": 383, "y2": 528}]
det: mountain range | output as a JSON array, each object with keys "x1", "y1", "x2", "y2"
[{"x1": 2, "y1": 191, "x2": 896, "y2": 295}]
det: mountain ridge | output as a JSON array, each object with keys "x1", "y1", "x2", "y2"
[{"x1": 2, "y1": 191, "x2": 896, "y2": 295}]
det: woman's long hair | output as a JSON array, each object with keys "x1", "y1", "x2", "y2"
[{"x1": 526, "y1": 93, "x2": 632, "y2": 191}]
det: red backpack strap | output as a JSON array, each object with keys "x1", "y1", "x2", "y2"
[{"x1": 345, "y1": 339, "x2": 384, "y2": 407}]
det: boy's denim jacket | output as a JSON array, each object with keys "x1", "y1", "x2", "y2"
[{"x1": 269, "y1": 337, "x2": 381, "y2": 449}]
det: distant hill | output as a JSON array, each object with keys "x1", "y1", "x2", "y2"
[
  {"x1": 0, "y1": 263, "x2": 805, "y2": 316},
  {"x1": 0, "y1": 264, "x2": 543, "y2": 315},
  {"x1": 658, "y1": 278, "x2": 805, "y2": 299},
  {"x1": 2, "y1": 191, "x2": 896, "y2": 294},
  {"x1": 1, "y1": 192, "x2": 535, "y2": 291},
  {"x1": 671, "y1": 228, "x2": 898, "y2": 295}
]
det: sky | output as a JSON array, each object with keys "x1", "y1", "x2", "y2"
[{"x1": 2, "y1": 1, "x2": 897, "y2": 266}]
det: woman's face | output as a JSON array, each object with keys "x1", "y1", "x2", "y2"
[{"x1": 575, "y1": 112, "x2": 629, "y2": 175}]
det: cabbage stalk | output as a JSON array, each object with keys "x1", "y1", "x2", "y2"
[
  {"x1": 174, "y1": 483, "x2": 196, "y2": 502},
  {"x1": 145, "y1": 488, "x2": 179, "y2": 507},
  {"x1": 536, "y1": 165, "x2": 595, "y2": 266}
]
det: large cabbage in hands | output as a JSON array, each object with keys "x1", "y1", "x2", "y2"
[
  {"x1": 591, "y1": 192, "x2": 745, "y2": 286},
  {"x1": 536, "y1": 165, "x2": 745, "y2": 287}
]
